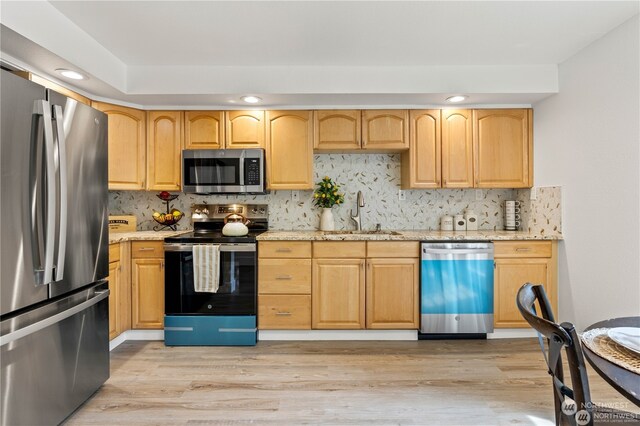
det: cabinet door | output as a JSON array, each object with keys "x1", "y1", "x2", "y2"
[
  {"x1": 366, "y1": 258, "x2": 419, "y2": 329},
  {"x1": 494, "y1": 258, "x2": 555, "y2": 328},
  {"x1": 266, "y1": 110, "x2": 313, "y2": 190},
  {"x1": 312, "y1": 259, "x2": 365, "y2": 329},
  {"x1": 226, "y1": 110, "x2": 265, "y2": 149},
  {"x1": 441, "y1": 109, "x2": 473, "y2": 188},
  {"x1": 147, "y1": 111, "x2": 182, "y2": 191},
  {"x1": 184, "y1": 111, "x2": 224, "y2": 149},
  {"x1": 132, "y1": 258, "x2": 164, "y2": 329},
  {"x1": 401, "y1": 110, "x2": 441, "y2": 189},
  {"x1": 92, "y1": 102, "x2": 146, "y2": 190},
  {"x1": 473, "y1": 109, "x2": 532, "y2": 188},
  {"x1": 362, "y1": 110, "x2": 409, "y2": 150},
  {"x1": 314, "y1": 110, "x2": 361, "y2": 151},
  {"x1": 107, "y1": 260, "x2": 121, "y2": 340}
]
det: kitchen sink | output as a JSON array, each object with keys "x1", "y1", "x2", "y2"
[{"x1": 322, "y1": 230, "x2": 402, "y2": 236}]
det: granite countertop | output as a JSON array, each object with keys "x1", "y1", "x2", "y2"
[
  {"x1": 109, "y1": 230, "x2": 191, "y2": 244},
  {"x1": 256, "y1": 230, "x2": 563, "y2": 241}
]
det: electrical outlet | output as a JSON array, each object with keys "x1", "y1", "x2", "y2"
[
  {"x1": 530, "y1": 187, "x2": 537, "y2": 201},
  {"x1": 398, "y1": 190, "x2": 406, "y2": 201},
  {"x1": 475, "y1": 189, "x2": 483, "y2": 201},
  {"x1": 291, "y1": 190, "x2": 299, "y2": 202}
]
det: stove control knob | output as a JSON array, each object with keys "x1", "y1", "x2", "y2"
[
  {"x1": 194, "y1": 208, "x2": 201, "y2": 214},
  {"x1": 259, "y1": 208, "x2": 266, "y2": 214},
  {"x1": 251, "y1": 207, "x2": 258, "y2": 213},
  {"x1": 202, "y1": 208, "x2": 209, "y2": 215}
]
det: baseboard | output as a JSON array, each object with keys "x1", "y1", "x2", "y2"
[
  {"x1": 109, "y1": 328, "x2": 535, "y2": 350},
  {"x1": 109, "y1": 329, "x2": 164, "y2": 351},
  {"x1": 487, "y1": 329, "x2": 537, "y2": 339},
  {"x1": 258, "y1": 330, "x2": 418, "y2": 341}
]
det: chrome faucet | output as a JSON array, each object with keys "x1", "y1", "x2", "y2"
[{"x1": 350, "y1": 191, "x2": 365, "y2": 230}]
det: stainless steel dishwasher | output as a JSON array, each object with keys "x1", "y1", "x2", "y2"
[{"x1": 420, "y1": 242, "x2": 494, "y2": 336}]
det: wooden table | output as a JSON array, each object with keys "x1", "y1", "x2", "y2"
[{"x1": 583, "y1": 316, "x2": 640, "y2": 407}]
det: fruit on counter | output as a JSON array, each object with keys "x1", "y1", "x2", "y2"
[
  {"x1": 159, "y1": 191, "x2": 171, "y2": 199},
  {"x1": 152, "y1": 212, "x2": 161, "y2": 218},
  {"x1": 164, "y1": 213, "x2": 173, "y2": 222}
]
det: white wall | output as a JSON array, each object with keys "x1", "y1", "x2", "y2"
[{"x1": 533, "y1": 15, "x2": 640, "y2": 329}]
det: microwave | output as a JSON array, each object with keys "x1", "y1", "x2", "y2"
[{"x1": 182, "y1": 149, "x2": 266, "y2": 194}]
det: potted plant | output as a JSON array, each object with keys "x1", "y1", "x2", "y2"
[{"x1": 313, "y1": 176, "x2": 345, "y2": 231}]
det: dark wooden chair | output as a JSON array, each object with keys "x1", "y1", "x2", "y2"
[{"x1": 516, "y1": 283, "x2": 640, "y2": 426}]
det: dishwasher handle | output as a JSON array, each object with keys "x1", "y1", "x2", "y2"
[{"x1": 422, "y1": 248, "x2": 494, "y2": 256}]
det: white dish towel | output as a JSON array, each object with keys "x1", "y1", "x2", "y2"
[{"x1": 192, "y1": 245, "x2": 220, "y2": 293}]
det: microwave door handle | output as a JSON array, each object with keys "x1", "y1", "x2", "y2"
[
  {"x1": 32, "y1": 100, "x2": 56, "y2": 286},
  {"x1": 239, "y1": 150, "x2": 245, "y2": 187},
  {"x1": 52, "y1": 105, "x2": 68, "y2": 281}
]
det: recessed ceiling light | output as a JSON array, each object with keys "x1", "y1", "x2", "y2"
[
  {"x1": 56, "y1": 69, "x2": 86, "y2": 80},
  {"x1": 445, "y1": 95, "x2": 467, "y2": 103},
  {"x1": 241, "y1": 96, "x2": 261, "y2": 104}
]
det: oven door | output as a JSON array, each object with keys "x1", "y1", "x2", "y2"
[{"x1": 164, "y1": 243, "x2": 256, "y2": 315}]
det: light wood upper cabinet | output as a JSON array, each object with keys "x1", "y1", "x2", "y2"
[
  {"x1": 265, "y1": 110, "x2": 314, "y2": 190},
  {"x1": 92, "y1": 102, "x2": 146, "y2": 190},
  {"x1": 314, "y1": 110, "x2": 361, "y2": 151},
  {"x1": 184, "y1": 111, "x2": 224, "y2": 150},
  {"x1": 473, "y1": 109, "x2": 532, "y2": 188},
  {"x1": 366, "y1": 258, "x2": 419, "y2": 329},
  {"x1": 312, "y1": 258, "x2": 365, "y2": 329},
  {"x1": 441, "y1": 109, "x2": 473, "y2": 188},
  {"x1": 493, "y1": 241, "x2": 557, "y2": 328},
  {"x1": 226, "y1": 110, "x2": 265, "y2": 149},
  {"x1": 132, "y1": 257, "x2": 164, "y2": 329},
  {"x1": 401, "y1": 110, "x2": 441, "y2": 189},
  {"x1": 147, "y1": 111, "x2": 182, "y2": 191},
  {"x1": 362, "y1": 110, "x2": 409, "y2": 150}
]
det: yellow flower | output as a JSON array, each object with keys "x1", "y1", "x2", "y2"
[
  {"x1": 314, "y1": 193, "x2": 319, "y2": 198},
  {"x1": 321, "y1": 194, "x2": 326, "y2": 198}
]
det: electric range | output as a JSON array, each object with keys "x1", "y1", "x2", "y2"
[{"x1": 163, "y1": 204, "x2": 268, "y2": 346}]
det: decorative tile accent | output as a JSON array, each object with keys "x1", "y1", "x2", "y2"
[
  {"x1": 516, "y1": 186, "x2": 562, "y2": 236},
  {"x1": 109, "y1": 154, "x2": 536, "y2": 232}
]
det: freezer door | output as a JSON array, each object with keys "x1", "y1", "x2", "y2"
[
  {"x1": 0, "y1": 70, "x2": 50, "y2": 316},
  {"x1": 47, "y1": 90, "x2": 109, "y2": 297},
  {"x1": 0, "y1": 281, "x2": 110, "y2": 425}
]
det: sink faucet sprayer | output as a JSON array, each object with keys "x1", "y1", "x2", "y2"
[{"x1": 350, "y1": 191, "x2": 365, "y2": 230}]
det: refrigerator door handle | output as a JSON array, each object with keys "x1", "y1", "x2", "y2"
[
  {"x1": 0, "y1": 289, "x2": 109, "y2": 347},
  {"x1": 31, "y1": 100, "x2": 56, "y2": 286},
  {"x1": 52, "y1": 105, "x2": 68, "y2": 282}
]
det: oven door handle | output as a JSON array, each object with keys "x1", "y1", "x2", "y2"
[{"x1": 163, "y1": 243, "x2": 256, "y2": 253}]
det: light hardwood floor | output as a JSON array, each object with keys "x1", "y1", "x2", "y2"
[{"x1": 66, "y1": 339, "x2": 637, "y2": 425}]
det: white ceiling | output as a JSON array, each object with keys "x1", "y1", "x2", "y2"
[{"x1": 1, "y1": 1, "x2": 638, "y2": 108}]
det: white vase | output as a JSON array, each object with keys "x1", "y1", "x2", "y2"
[{"x1": 319, "y1": 208, "x2": 335, "y2": 231}]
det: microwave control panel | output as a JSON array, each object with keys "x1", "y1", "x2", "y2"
[{"x1": 244, "y1": 158, "x2": 261, "y2": 185}]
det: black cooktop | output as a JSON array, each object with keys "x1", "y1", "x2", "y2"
[{"x1": 164, "y1": 231, "x2": 265, "y2": 244}]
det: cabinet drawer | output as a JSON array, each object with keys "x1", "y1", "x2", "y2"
[
  {"x1": 494, "y1": 241, "x2": 552, "y2": 258},
  {"x1": 109, "y1": 243, "x2": 120, "y2": 262},
  {"x1": 313, "y1": 242, "x2": 366, "y2": 258},
  {"x1": 259, "y1": 241, "x2": 312, "y2": 258},
  {"x1": 367, "y1": 241, "x2": 420, "y2": 258},
  {"x1": 131, "y1": 241, "x2": 164, "y2": 258},
  {"x1": 258, "y1": 295, "x2": 311, "y2": 329},
  {"x1": 259, "y1": 259, "x2": 311, "y2": 294}
]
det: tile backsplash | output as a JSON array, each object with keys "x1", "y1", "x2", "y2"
[{"x1": 109, "y1": 154, "x2": 561, "y2": 234}]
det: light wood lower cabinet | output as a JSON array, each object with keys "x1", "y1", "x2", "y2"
[
  {"x1": 258, "y1": 241, "x2": 312, "y2": 330},
  {"x1": 108, "y1": 242, "x2": 131, "y2": 340},
  {"x1": 493, "y1": 241, "x2": 557, "y2": 328},
  {"x1": 107, "y1": 259, "x2": 121, "y2": 340},
  {"x1": 131, "y1": 242, "x2": 165, "y2": 329},
  {"x1": 366, "y1": 258, "x2": 419, "y2": 329},
  {"x1": 312, "y1": 258, "x2": 366, "y2": 329}
]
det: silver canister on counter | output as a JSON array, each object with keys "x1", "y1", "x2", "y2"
[
  {"x1": 440, "y1": 215, "x2": 454, "y2": 231},
  {"x1": 454, "y1": 214, "x2": 466, "y2": 231},
  {"x1": 504, "y1": 200, "x2": 522, "y2": 231},
  {"x1": 464, "y1": 209, "x2": 478, "y2": 231}
]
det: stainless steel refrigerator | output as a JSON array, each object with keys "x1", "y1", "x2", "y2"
[{"x1": 0, "y1": 69, "x2": 110, "y2": 425}]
